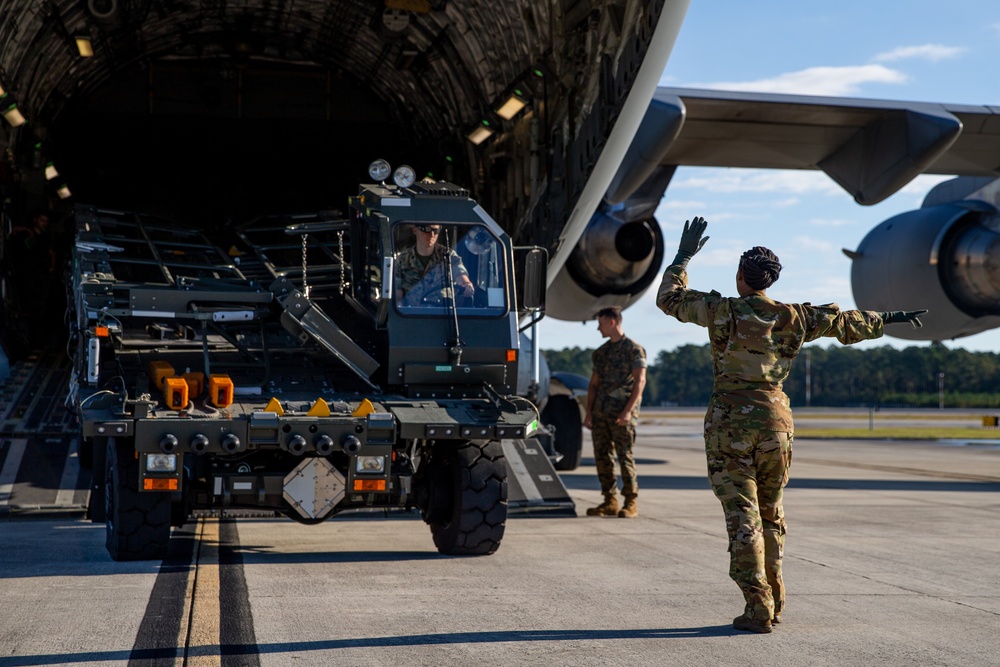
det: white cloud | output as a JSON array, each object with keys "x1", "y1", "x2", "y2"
[
  {"x1": 790, "y1": 236, "x2": 838, "y2": 253},
  {"x1": 690, "y1": 64, "x2": 908, "y2": 96},
  {"x1": 672, "y1": 168, "x2": 843, "y2": 196},
  {"x1": 873, "y1": 44, "x2": 966, "y2": 63},
  {"x1": 655, "y1": 199, "x2": 706, "y2": 210}
]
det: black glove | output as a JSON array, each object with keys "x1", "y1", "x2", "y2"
[
  {"x1": 880, "y1": 309, "x2": 928, "y2": 329},
  {"x1": 671, "y1": 216, "x2": 710, "y2": 268}
]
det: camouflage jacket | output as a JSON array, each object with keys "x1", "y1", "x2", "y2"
[
  {"x1": 591, "y1": 336, "x2": 647, "y2": 419},
  {"x1": 656, "y1": 263, "x2": 884, "y2": 432},
  {"x1": 396, "y1": 245, "x2": 469, "y2": 306}
]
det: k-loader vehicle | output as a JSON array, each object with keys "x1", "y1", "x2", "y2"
[{"x1": 70, "y1": 167, "x2": 551, "y2": 560}]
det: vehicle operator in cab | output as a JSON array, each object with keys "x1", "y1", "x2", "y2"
[{"x1": 395, "y1": 224, "x2": 475, "y2": 307}]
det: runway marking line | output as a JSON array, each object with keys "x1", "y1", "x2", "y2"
[{"x1": 186, "y1": 518, "x2": 223, "y2": 667}]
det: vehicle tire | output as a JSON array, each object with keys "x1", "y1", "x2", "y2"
[
  {"x1": 426, "y1": 440, "x2": 507, "y2": 556},
  {"x1": 543, "y1": 395, "x2": 583, "y2": 471},
  {"x1": 87, "y1": 437, "x2": 108, "y2": 523},
  {"x1": 79, "y1": 437, "x2": 94, "y2": 469},
  {"x1": 105, "y1": 437, "x2": 171, "y2": 561}
]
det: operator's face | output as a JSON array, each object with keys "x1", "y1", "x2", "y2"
[{"x1": 413, "y1": 224, "x2": 441, "y2": 252}]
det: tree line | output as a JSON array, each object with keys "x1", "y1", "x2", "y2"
[{"x1": 544, "y1": 342, "x2": 1000, "y2": 408}]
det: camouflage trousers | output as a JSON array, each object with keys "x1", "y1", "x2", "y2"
[
  {"x1": 591, "y1": 414, "x2": 638, "y2": 499},
  {"x1": 705, "y1": 428, "x2": 791, "y2": 622}
]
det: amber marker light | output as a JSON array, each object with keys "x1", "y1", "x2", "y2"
[
  {"x1": 353, "y1": 479, "x2": 386, "y2": 492},
  {"x1": 506, "y1": 349, "x2": 517, "y2": 362},
  {"x1": 144, "y1": 478, "x2": 178, "y2": 491},
  {"x1": 95, "y1": 326, "x2": 109, "y2": 337}
]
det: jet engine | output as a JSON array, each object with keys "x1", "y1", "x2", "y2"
[
  {"x1": 545, "y1": 209, "x2": 665, "y2": 321},
  {"x1": 848, "y1": 199, "x2": 1000, "y2": 341}
]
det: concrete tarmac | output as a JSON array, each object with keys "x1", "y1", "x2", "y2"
[{"x1": 1, "y1": 423, "x2": 998, "y2": 666}]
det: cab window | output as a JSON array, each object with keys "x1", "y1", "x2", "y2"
[{"x1": 393, "y1": 222, "x2": 507, "y2": 315}]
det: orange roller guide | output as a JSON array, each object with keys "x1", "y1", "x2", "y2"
[
  {"x1": 209, "y1": 374, "x2": 234, "y2": 408},
  {"x1": 148, "y1": 360, "x2": 175, "y2": 389},
  {"x1": 164, "y1": 377, "x2": 189, "y2": 410},
  {"x1": 182, "y1": 371, "x2": 205, "y2": 397}
]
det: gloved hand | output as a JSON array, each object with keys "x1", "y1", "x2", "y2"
[
  {"x1": 880, "y1": 309, "x2": 928, "y2": 329},
  {"x1": 672, "y1": 216, "x2": 709, "y2": 268}
]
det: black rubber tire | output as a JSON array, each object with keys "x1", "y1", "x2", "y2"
[
  {"x1": 87, "y1": 437, "x2": 108, "y2": 523},
  {"x1": 543, "y1": 395, "x2": 583, "y2": 471},
  {"x1": 78, "y1": 437, "x2": 94, "y2": 469},
  {"x1": 105, "y1": 438, "x2": 171, "y2": 561},
  {"x1": 427, "y1": 440, "x2": 508, "y2": 556}
]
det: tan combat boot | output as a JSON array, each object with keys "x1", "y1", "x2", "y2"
[
  {"x1": 586, "y1": 496, "x2": 620, "y2": 516},
  {"x1": 618, "y1": 496, "x2": 638, "y2": 518}
]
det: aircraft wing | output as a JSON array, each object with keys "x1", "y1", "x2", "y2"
[
  {"x1": 548, "y1": 85, "x2": 1000, "y2": 324},
  {"x1": 646, "y1": 87, "x2": 1000, "y2": 205}
]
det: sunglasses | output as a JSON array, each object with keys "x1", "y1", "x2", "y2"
[{"x1": 416, "y1": 225, "x2": 441, "y2": 234}]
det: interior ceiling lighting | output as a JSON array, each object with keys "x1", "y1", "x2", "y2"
[
  {"x1": 57, "y1": 184, "x2": 72, "y2": 199},
  {"x1": 2, "y1": 101, "x2": 26, "y2": 127},
  {"x1": 466, "y1": 121, "x2": 494, "y2": 145},
  {"x1": 45, "y1": 163, "x2": 59, "y2": 180},
  {"x1": 495, "y1": 90, "x2": 527, "y2": 120},
  {"x1": 76, "y1": 36, "x2": 94, "y2": 57}
]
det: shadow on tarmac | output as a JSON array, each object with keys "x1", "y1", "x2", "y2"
[
  {"x1": 0, "y1": 626, "x2": 740, "y2": 666},
  {"x1": 559, "y1": 473, "x2": 1000, "y2": 493}
]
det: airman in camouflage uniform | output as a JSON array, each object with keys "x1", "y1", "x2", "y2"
[
  {"x1": 584, "y1": 306, "x2": 647, "y2": 518},
  {"x1": 656, "y1": 216, "x2": 925, "y2": 633},
  {"x1": 395, "y1": 224, "x2": 474, "y2": 307}
]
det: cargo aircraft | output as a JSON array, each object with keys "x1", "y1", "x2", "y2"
[{"x1": 0, "y1": 0, "x2": 998, "y2": 463}]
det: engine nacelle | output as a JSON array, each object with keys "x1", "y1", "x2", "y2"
[
  {"x1": 546, "y1": 210, "x2": 664, "y2": 321},
  {"x1": 849, "y1": 200, "x2": 1000, "y2": 341}
]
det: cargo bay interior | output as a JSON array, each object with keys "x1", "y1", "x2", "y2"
[{"x1": 0, "y1": 0, "x2": 665, "y2": 361}]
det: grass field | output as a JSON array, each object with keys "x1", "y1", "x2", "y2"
[
  {"x1": 791, "y1": 427, "x2": 1000, "y2": 440},
  {"x1": 638, "y1": 408, "x2": 1000, "y2": 440}
]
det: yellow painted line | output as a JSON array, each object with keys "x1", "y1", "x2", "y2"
[{"x1": 188, "y1": 518, "x2": 222, "y2": 666}]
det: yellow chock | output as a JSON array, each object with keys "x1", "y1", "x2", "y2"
[
  {"x1": 307, "y1": 397, "x2": 331, "y2": 417},
  {"x1": 265, "y1": 397, "x2": 285, "y2": 416},
  {"x1": 352, "y1": 398, "x2": 376, "y2": 417}
]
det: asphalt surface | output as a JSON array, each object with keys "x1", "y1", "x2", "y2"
[{"x1": 1, "y1": 421, "x2": 999, "y2": 666}]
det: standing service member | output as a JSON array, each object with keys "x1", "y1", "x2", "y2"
[
  {"x1": 656, "y1": 216, "x2": 925, "y2": 634},
  {"x1": 583, "y1": 306, "x2": 647, "y2": 519}
]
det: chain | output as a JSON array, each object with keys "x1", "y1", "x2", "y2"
[
  {"x1": 337, "y1": 230, "x2": 345, "y2": 295},
  {"x1": 301, "y1": 233, "x2": 310, "y2": 297}
]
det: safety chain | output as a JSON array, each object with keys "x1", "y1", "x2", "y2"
[
  {"x1": 301, "y1": 233, "x2": 310, "y2": 297},
  {"x1": 337, "y1": 230, "x2": 345, "y2": 295}
]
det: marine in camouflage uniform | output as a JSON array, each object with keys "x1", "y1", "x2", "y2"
[
  {"x1": 584, "y1": 306, "x2": 647, "y2": 518},
  {"x1": 395, "y1": 229, "x2": 472, "y2": 307},
  {"x1": 655, "y1": 216, "x2": 925, "y2": 633}
]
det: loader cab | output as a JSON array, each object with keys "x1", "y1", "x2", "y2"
[{"x1": 348, "y1": 174, "x2": 523, "y2": 397}]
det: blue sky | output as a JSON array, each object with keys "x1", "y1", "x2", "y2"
[{"x1": 538, "y1": 1, "x2": 1000, "y2": 361}]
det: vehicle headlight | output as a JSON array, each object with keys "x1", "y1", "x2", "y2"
[
  {"x1": 356, "y1": 456, "x2": 385, "y2": 474},
  {"x1": 393, "y1": 164, "x2": 416, "y2": 188},
  {"x1": 368, "y1": 159, "x2": 391, "y2": 182},
  {"x1": 146, "y1": 453, "x2": 177, "y2": 472}
]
